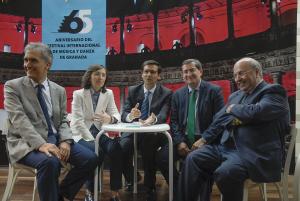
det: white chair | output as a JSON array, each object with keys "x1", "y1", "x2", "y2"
[
  {"x1": 1, "y1": 116, "x2": 38, "y2": 201},
  {"x1": 242, "y1": 126, "x2": 297, "y2": 201},
  {"x1": 1, "y1": 116, "x2": 70, "y2": 201},
  {"x1": 293, "y1": 153, "x2": 300, "y2": 201}
]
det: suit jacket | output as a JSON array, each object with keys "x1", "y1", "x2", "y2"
[
  {"x1": 171, "y1": 80, "x2": 224, "y2": 146},
  {"x1": 201, "y1": 81, "x2": 290, "y2": 182},
  {"x1": 70, "y1": 88, "x2": 120, "y2": 142},
  {"x1": 121, "y1": 83, "x2": 172, "y2": 131},
  {"x1": 4, "y1": 76, "x2": 72, "y2": 164}
]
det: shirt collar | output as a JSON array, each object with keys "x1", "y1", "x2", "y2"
[
  {"x1": 90, "y1": 88, "x2": 101, "y2": 95},
  {"x1": 188, "y1": 80, "x2": 201, "y2": 93},
  {"x1": 246, "y1": 79, "x2": 263, "y2": 95},
  {"x1": 30, "y1": 78, "x2": 48, "y2": 88},
  {"x1": 143, "y1": 84, "x2": 156, "y2": 94}
]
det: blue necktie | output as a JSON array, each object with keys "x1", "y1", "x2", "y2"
[
  {"x1": 37, "y1": 84, "x2": 55, "y2": 143},
  {"x1": 140, "y1": 91, "x2": 151, "y2": 120}
]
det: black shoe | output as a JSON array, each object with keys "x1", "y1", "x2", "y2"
[
  {"x1": 125, "y1": 182, "x2": 133, "y2": 192},
  {"x1": 84, "y1": 191, "x2": 94, "y2": 201},
  {"x1": 125, "y1": 171, "x2": 143, "y2": 192},
  {"x1": 110, "y1": 196, "x2": 120, "y2": 201},
  {"x1": 59, "y1": 194, "x2": 72, "y2": 201},
  {"x1": 146, "y1": 189, "x2": 157, "y2": 201},
  {"x1": 137, "y1": 171, "x2": 142, "y2": 183}
]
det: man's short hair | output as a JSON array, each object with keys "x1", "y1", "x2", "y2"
[
  {"x1": 141, "y1": 60, "x2": 162, "y2": 74},
  {"x1": 24, "y1": 42, "x2": 53, "y2": 65},
  {"x1": 235, "y1": 57, "x2": 263, "y2": 77},
  {"x1": 182, "y1": 59, "x2": 203, "y2": 70}
]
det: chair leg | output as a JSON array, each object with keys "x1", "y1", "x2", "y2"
[
  {"x1": 273, "y1": 182, "x2": 283, "y2": 201},
  {"x1": 99, "y1": 165, "x2": 104, "y2": 193},
  {"x1": 242, "y1": 180, "x2": 249, "y2": 201},
  {"x1": 259, "y1": 183, "x2": 268, "y2": 201},
  {"x1": 32, "y1": 176, "x2": 38, "y2": 201},
  {"x1": 2, "y1": 164, "x2": 20, "y2": 201}
]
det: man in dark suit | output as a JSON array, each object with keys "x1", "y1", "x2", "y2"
[
  {"x1": 120, "y1": 60, "x2": 172, "y2": 201},
  {"x1": 156, "y1": 59, "x2": 224, "y2": 200},
  {"x1": 178, "y1": 57, "x2": 290, "y2": 201},
  {"x1": 4, "y1": 42, "x2": 98, "y2": 201}
]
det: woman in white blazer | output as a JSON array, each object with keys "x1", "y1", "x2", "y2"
[{"x1": 70, "y1": 64, "x2": 122, "y2": 201}]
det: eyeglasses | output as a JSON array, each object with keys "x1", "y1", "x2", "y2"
[{"x1": 233, "y1": 70, "x2": 253, "y2": 79}]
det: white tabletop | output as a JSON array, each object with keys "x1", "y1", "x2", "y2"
[{"x1": 101, "y1": 122, "x2": 170, "y2": 133}]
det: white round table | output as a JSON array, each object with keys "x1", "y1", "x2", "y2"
[{"x1": 94, "y1": 123, "x2": 173, "y2": 201}]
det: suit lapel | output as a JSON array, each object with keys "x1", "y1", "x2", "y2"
[
  {"x1": 137, "y1": 86, "x2": 145, "y2": 109},
  {"x1": 197, "y1": 81, "x2": 207, "y2": 118},
  {"x1": 150, "y1": 85, "x2": 160, "y2": 112},
  {"x1": 83, "y1": 89, "x2": 94, "y2": 116},
  {"x1": 95, "y1": 91, "x2": 107, "y2": 114},
  {"x1": 23, "y1": 77, "x2": 47, "y2": 125},
  {"x1": 182, "y1": 86, "x2": 189, "y2": 126},
  {"x1": 48, "y1": 81, "x2": 60, "y2": 127}
]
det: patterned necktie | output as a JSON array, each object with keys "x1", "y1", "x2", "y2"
[
  {"x1": 187, "y1": 90, "x2": 196, "y2": 144},
  {"x1": 37, "y1": 84, "x2": 55, "y2": 143},
  {"x1": 140, "y1": 91, "x2": 151, "y2": 120}
]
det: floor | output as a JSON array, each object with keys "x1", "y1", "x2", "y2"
[{"x1": 0, "y1": 167, "x2": 294, "y2": 201}]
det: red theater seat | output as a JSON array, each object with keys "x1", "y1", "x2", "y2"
[
  {"x1": 107, "y1": 86, "x2": 121, "y2": 111},
  {"x1": 282, "y1": 71, "x2": 296, "y2": 97},
  {"x1": 64, "y1": 86, "x2": 81, "y2": 113},
  {"x1": 210, "y1": 80, "x2": 231, "y2": 103}
]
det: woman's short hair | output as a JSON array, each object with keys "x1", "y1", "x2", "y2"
[{"x1": 81, "y1": 64, "x2": 107, "y2": 93}]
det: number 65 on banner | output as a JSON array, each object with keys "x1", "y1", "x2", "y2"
[{"x1": 58, "y1": 9, "x2": 93, "y2": 34}]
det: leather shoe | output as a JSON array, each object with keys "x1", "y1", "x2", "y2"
[
  {"x1": 84, "y1": 191, "x2": 94, "y2": 201},
  {"x1": 146, "y1": 189, "x2": 157, "y2": 201},
  {"x1": 110, "y1": 196, "x2": 120, "y2": 201},
  {"x1": 125, "y1": 171, "x2": 143, "y2": 192}
]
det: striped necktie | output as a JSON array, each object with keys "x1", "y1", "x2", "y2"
[{"x1": 140, "y1": 91, "x2": 151, "y2": 120}]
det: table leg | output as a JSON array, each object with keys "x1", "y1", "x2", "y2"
[
  {"x1": 94, "y1": 130, "x2": 105, "y2": 201},
  {"x1": 133, "y1": 132, "x2": 138, "y2": 194},
  {"x1": 163, "y1": 131, "x2": 173, "y2": 201}
]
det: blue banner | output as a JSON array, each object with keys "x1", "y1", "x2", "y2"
[{"x1": 42, "y1": 0, "x2": 106, "y2": 70}]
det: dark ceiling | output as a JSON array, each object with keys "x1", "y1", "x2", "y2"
[
  {"x1": 0, "y1": 0, "x2": 207, "y2": 18},
  {"x1": 0, "y1": 0, "x2": 41, "y2": 18}
]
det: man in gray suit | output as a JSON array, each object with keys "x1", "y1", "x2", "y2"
[{"x1": 4, "y1": 42, "x2": 98, "y2": 201}]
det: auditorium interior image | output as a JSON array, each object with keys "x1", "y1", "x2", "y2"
[{"x1": 0, "y1": 0, "x2": 299, "y2": 200}]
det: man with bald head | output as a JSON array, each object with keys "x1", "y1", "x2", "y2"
[{"x1": 178, "y1": 58, "x2": 290, "y2": 201}]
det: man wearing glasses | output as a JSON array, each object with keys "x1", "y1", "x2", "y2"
[{"x1": 178, "y1": 57, "x2": 290, "y2": 201}]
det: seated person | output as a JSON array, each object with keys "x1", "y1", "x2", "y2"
[
  {"x1": 157, "y1": 59, "x2": 224, "y2": 200},
  {"x1": 4, "y1": 42, "x2": 98, "y2": 201},
  {"x1": 120, "y1": 60, "x2": 172, "y2": 201},
  {"x1": 70, "y1": 64, "x2": 122, "y2": 201},
  {"x1": 178, "y1": 57, "x2": 291, "y2": 201}
]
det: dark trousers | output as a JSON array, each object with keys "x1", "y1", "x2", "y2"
[
  {"x1": 157, "y1": 135, "x2": 207, "y2": 199},
  {"x1": 18, "y1": 143, "x2": 98, "y2": 201},
  {"x1": 178, "y1": 144, "x2": 248, "y2": 201},
  {"x1": 120, "y1": 132, "x2": 166, "y2": 191},
  {"x1": 78, "y1": 135, "x2": 123, "y2": 191}
]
